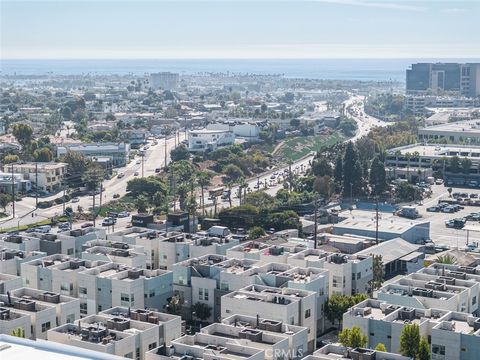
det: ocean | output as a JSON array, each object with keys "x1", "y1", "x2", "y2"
[{"x1": 1, "y1": 58, "x2": 479, "y2": 81}]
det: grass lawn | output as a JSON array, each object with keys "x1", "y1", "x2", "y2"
[
  {"x1": 95, "y1": 195, "x2": 137, "y2": 217},
  {"x1": 277, "y1": 132, "x2": 346, "y2": 162}
]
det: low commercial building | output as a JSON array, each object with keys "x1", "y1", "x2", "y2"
[
  {"x1": 355, "y1": 238, "x2": 424, "y2": 278},
  {"x1": 386, "y1": 143, "x2": 480, "y2": 182},
  {"x1": 57, "y1": 142, "x2": 130, "y2": 167},
  {"x1": 418, "y1": 119, "x2": 480, "y2": 144},
  {"x1": 5, "y1": 162, "x2": 67, "y2": 192},
  {"x1": 0, "y1": 172, "x2": 31, "y2": 194},
  {"x1": 333, "y1": 218, "x2": 430, "y2": 244},
  {"x1": 187, "y1": 129, "x2": 235, "y2": 152},
  {"x1": 206, "y1": 122, "x2": 260, "y2": 142}
]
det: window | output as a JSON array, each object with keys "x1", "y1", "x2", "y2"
[
  {"x1": 148, "y1": 342, "x2": 157, "y2": 351},
  {"x1": 60, "y1": 282, "x2": 73, "y2": 295},
  {"x1": 136, "y1": 347, "x2": 140, "y2": 360},
  {"x1": 79, "y1": 287, "x2": 87, "y2": 297},
  {"x1": 357, "y1": 272, "x2": 361, "y2": 280},
  {"x1": 305, "y1": 309, "x2": 311, "y2": 318},
  {"x1": 432, "y1": 344, "x2": 445, "y2": 356},
  {"x1": 121, "y1": 293, "x2": 130, "y2": 306},
  {"x1": 41, "y1": 321, "x2": 51, "y2": 333},
  {"x1": 67, "y1": 248, "x2": 74, "y2": 255},
  {"x1": 80, "y1": 302, "x2": 87, "y2": 315},
  {"x1": 198, "y1": 288, "x2": 203, "y2": 300},
  {"x1": 98, "y1": 305, "x2": 102, "y2": 312},
  {"x1": 67, "y1": 314, "x2": 75, "y2": 323},
  {"x1": 149, "y1": 290, "x2": 155, "y2": 298},
  {"x1": 220, "y1": 282, "x2": 229, "y2": 291},
  {"x1": 473, "y1": 296, "x2": 477, "y2": 305},
  {"x1": 225, "y1": 309, "x2": 231, "y2": 314},
  {"x1": 204, "y1": 289, "x2": 209, "y2": 301}
]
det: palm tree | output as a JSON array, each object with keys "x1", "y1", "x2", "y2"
[
  {"x1": 435, "y1": 254, "x2": 457, "y2": 264},
  {"x1": 237, "y1": 177, "x2": 248, "y2": 205},
  {"x1": 196, "y1": 171, "x2": 212, "y2": 215}
]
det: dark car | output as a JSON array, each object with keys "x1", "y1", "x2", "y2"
[
  {"x1": 427, "y1": 206, "x2": 440, "y2": 212},
  {"x1": 81, "y1": 222, "x2": 94, "y2": 228}
]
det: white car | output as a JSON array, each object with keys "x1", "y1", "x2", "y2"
[{"x1": 71, "y1": 197, "x2": 80, "y2": 203}]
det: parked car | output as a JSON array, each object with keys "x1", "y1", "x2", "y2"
[
  {"x1": 113, "y1": 193, "x2": 120, "y2": 199},
  {"x1": 435, "y1": 179, "x2": 444, "y2": 185},
  {"x1": 427, "y1": 206, "x2": 440, "y2": 212},
  {"x1": 71, "y1": 197, "x2": 80, "y2": 203},
  {"x1": 118, "y1": 211, "x2": 130, "y2": 218},
  {"x1": 117, "y1": 173, "x2": 125, "y2": 179},
  {"x1": 134, "y1": 171, "x2": 139, "y2": 176},
  {"x1": 81, "y1": 222, "x2": 93, "y2": 228},
  {"x1": 102, "y1": 217, "x2": 116, "y2": 226}
]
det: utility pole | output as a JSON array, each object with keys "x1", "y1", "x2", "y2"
[
  {"x1": 314, "y1": 196, "x2": 318, "y2": 249},
  {"x1": 11, "y1": 164, "x2": 15, "y2": 218},
  {"x1": 164, "y1": 132, "x2": 167, "y2": 169},
  {"x1": 62, "y1": 182, "x2": 66, "y2": 215},
  {"x1": 99, "y1": 183, "x2": 103, "y2": 212},
  {"x1": 35, "y1": 162, "x2": 38, "y2": 208},
  {"x1": 141, "y1": 151, "x2": 145, "y2": 178},
  {"x1": 375, "y1": 196, "x2": 379, "y2": 245},
  {"x1": 92, "y1": 190, "x2": 96, "y2": 227}
]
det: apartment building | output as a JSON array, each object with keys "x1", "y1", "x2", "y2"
[
  {"x1": 0, "y1": 293, "x2": 57, "y2": 339},
  {"x1": 146, "y1": 332, "x2": 264, "y2": 360},
  {"x1": 305, "y1": 344, "x2": 412, "y2": 360},
  {"x1": 4, "y1": 162, "x2": 67, "y2": 192},
  {"x1": 82, "y1": 246, "x2": 147, "y2": 268},
  {"x1": 9, "y1": 287, "x2": 80, "y2": 328},
  {"x1": 189, "y1": 235, "x2": 240, "y2": 258},
  {"x1": 57, "y1": 143, "x2": 130, "y2": 167},
  {"x1": 58, "y1": 227, "x2": 107, "y2": 257},
  {"x1": 0, "y1": 172, "x2": 31, "y2": 194},
  {"x1": 343, "y1": 298, "x2": 480, "y2": 360},
  {"x1": 287, "y1": 249, "x2": 372, "y2": 296},
  {"x1": 226, "y1": 241, "x2": 298, "y2": 264},
  {"x1": 0, "y1": 234, "x2": 40, "y2": 253},
  {"x1": 0, "y1": 247, "x2": 46, "y2": 276},
  {"x1": 48, "y1": 314, "x2": 159, "y2": 360},
  {"x1": 150, "y1": 72, "x2": 179, "y2": 91},
  {"x1": 188, "y1": 129, "x2": 235, "y2": 153},
  {"x1": 0, "y1": 274, "x2": 22, "y2": 294},
  {"x1": 100, "y1": 307, "x2": 182, "y2": 347},
  {"x1": 20, "y1": 255, "x2": 108, "y2": 294},
  {"x1": 0, "y1": 306, "x2": 32, "y2": 339},
  {"x1": 222, "y1": 314, "x2": 309, "y2": 360},
  {"x1": 77, "y1": 263, "x2": 173, "y2": 316},
  {"x1": 221, "y1": 285, "x2": 317, "y2": 352}
]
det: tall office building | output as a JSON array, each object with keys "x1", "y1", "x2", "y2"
[
  {"x1": 406, "y1": 62, "x2": 480, "y2": 97},
  {"x1": 149, "y1": 72, "x2": 179, "y2": 91}
]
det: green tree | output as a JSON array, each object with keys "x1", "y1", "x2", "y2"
[
  {"x1": 10, "y1": 327, "x2": 25, "y2": 338},
  {"x1": 243, "y1": 191, "x2": 275, "y2": 209},
  {"x1": 396, "y1": 182, "x2": 416, "y2": 202},
  {"x1": 196, "y1": 170, "x2": 212, "y2": 215},
  {"x1": 3, "y1": 154, "x2": 19, "y2": 164},
  {"x1": 223, "y1": 164, "x2": 244, "y2": 183},
  {"x1": 63, "y1": 151, "x2": 92, "y2": 184},
  {"x1": 191, "y1": 302, "x2": 212, "y2": 322},
  {"x1": 370, "y1": 254, "x2": 385, "y2": 291},
  {"x1": 375, "y1": 343, "x2": 387, "y2": 352},
  {"x1": 343, "y1": 142, "x2": 362, "y2": 197},
  {"x1": 170, "y1": 144, "x2": 190, "y2": 162},
  {"x1": 135, "y1": 195, "x2": 148, "y2": 213},
  {"x1": 325, "y1": 294, "x2": 368, "y2": 328},
  {"x1": 34, "y1": 147, "x2": 53, "y2": 162},
  {"x1": 435, "y1": 254, "x2": 457, "y2": 264},
  {"x1": 369, "y1": 156, "x2": 387, "y2": 195},
  {"x1": 399, "y1": 323, "x2": 421, "y2": 358},
  {"x1": 0, "y1": 193, "x2": 12, "y2": 212},
  {"x1": 312, "y1": 158, "x2": 332, "y2": 177},
  {"x1": 127, "y1": 176, "x2": 168, "y2": 200},
  {"x1": 461, "y1": 157, "x2": 472, "y2": 174},
  {"x1": 338, "y1": 326, "x2": 368, "y2": 348},
  {"x1": 165, "y1": 295, "x2": 182, "y2": 315},
  {"x1": 248, "y1": 226, "x2": 265, "y2": 240},
  {"x1": 12, "y1": 123, "x2": 33, "y2": 148},
  {"x1": 448, "y1": 156, "x2": 461, "y2": 173},
  {"x1": 334, "y1": 153, "x2": 343, "y2": 185},
  {"x1": 417, "y1": 337, "x2": 430, "y2": 360},
  {"x1": 313, "y1": 176, "x2": 334, "y2": 199}
]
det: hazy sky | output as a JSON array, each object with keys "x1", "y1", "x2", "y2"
[{"x1": 1, "y1": 0, "x2": 479, "y2": 59}]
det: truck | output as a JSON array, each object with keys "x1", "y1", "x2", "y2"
[
  {"x1": 207, "y1": 225, "x2": 231, "y2": 238},
  {"x1": 397, "y1": 205, "x2": 420, "y2": 219},
  {"x1": 208, "y1": 187, "x2": 224, "y2": 199}
]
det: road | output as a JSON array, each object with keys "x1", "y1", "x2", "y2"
[
  {"x1": 208, "y1": 95, "x2": 387, "y2": 211},
  {"x1": 0, "y1": 134, "x2": 183, "y2": 231}
]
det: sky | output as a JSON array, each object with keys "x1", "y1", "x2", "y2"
[{"x1": 1, "y1": 0, "x2": 479, "y2": 59}]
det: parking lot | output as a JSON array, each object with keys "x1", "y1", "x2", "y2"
[{"x1": 340, "y1": 183, "x2": 480, "y2": 251}]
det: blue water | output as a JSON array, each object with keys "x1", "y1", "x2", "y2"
[{"x1": 1, "y1": 58, "x2": 479, "y2": 81}]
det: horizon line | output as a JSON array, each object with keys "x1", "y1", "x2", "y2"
[{"x1": 3, "y1": 57, "x2": 480, "y2": 61}]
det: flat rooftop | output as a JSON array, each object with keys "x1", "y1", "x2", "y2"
[
  {"x1": 419, "y1": 119, "x2": 480, "y2": 134},
  {"x1": 388, "y1": 144, "x2": 480, "y2": 158}
]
